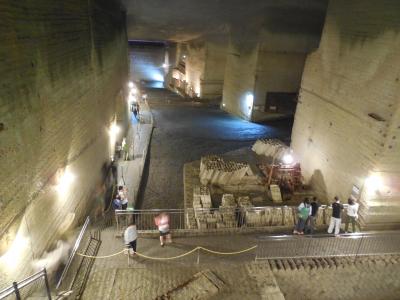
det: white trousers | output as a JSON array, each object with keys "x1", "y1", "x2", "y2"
[{"x1": 327, "y1": 217, "x2": 341, "y2": 235}]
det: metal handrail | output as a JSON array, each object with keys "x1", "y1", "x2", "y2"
[
  {"x1": 56, "y1": 217, "x2": 90, "y2": 289},
  {"x1": 0, "y1": 268, "x2": 51, "y2": 300},
  {"x1": 255, "y1": 231, "x2": 400, "y2": 260},
  {"x1": 256, "y1": 230, "x2": 400, "y2": 241}
]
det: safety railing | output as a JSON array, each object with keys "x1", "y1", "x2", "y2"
[
  {"x1": 255, "y1": 231, "x2": 400, "y2": 260},
  {"x1": 0, "y1": 268, "x2": 52, "y2": 300},
  {"x1": 56, "y1": 217, "x2": 91, "y2": 290},
  {"x1": 115, "y1": 205, "x2": 324, "y2": 233}
]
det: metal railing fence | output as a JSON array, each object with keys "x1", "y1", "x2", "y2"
[
  {"x1": 0, "y1": 268, "x2": 52, "y2": 300},
  {"x1": 255, "y1": 231, "x2": 400, "y2": 260},
  {"x1": 56, "y1": 217, "x2": 91, "y2": 290},
  {"x1": 114, "y1": 205, "x2": 338, "y2": 233}
]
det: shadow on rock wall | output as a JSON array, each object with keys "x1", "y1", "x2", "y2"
[{"x1": 310, "y1": 169, "x2": 328, "y2": 203}]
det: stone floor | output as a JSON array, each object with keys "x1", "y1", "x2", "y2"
[
  {"x1": 137, "y1": 88, "x2": 292, "y2": 210},
  {"x1": 81, "y1": 228, "x2": 400, "y2": 300}
]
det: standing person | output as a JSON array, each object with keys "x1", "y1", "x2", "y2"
[
  {"x1": 124, "y1": 220, "x2": 138, "y2": 256},
  {"x1": 293, "y1": 198, "x2": 311, "y2": 235},
  {"x1": 155, "y1": 212, "x2": 172, "y2": 247},
  {"x1": 345, "y1": 198, "x2": 360, "y2": 233},
  {"x1": 112, "y1": 195, "x2": 122, "y2": 210},
  {"x1": 327, "y1": 196, "x2": 344, "y2": 236},
  {"x1": 118, "y1": 186, "x2": 128, "y2": 209},
  {"x1": 306, "y1": 197, "x2": 320, "y2": 234}
]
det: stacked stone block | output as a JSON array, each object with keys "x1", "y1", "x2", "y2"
[
  {"x1": 252, "y1": 139, "x2": 289, "y2": 160},
  {"x1": 199, "y1": 155, "x2": 256, "y2": 186}
]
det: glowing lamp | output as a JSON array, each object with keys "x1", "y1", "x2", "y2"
[
  {"x1": 222, "y1": 103, "x2": 226, "y2": 107},
  {"x1": 162, "y1": 63, "x2": 169, "y2": 68},
  {"x1": 56, "y1": 169, "x2": 75, "y2": 195},
  {"x1": 365, "y1": 173, "x2": 383, "y2": 193},
  {"x1": 282, "y1": 154, "x2": 294, "y2": 165},
  {"x1": 128, "y1": 82, "x2": 134, "y2": 89},
  {"x1": 109, "y1": 124, "x2": 120, "y2": 137},
  {"x1": 246, "y1": 93, "x2": 254, "y2": 113}
]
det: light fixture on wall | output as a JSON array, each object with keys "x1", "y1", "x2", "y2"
[
  {"x1": 0, "y1": 233, "x2": 29, "y2": 270},
  {"x1": 109, "y1": 123, "x2": 120, "y2": 137},
  {"x1": 246, "y1": 93, "x2": 254, "y2": 113},
  {"x1": 128, "y1": 81, "x2": 134, "y2": 89},
  {"x1": 55, "y1": 168, "x2": 75, "y2": 195},
  {"x1": 282, "y1": 153, "x2": 294, "y2": 165},
  {"x1": 222, "y1": 103, "x2": 226, "y2": 107},
  {"x1": 365, "y1": 173, "x2": 384, "y2": 194}
]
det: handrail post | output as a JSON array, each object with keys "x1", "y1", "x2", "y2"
[
  {"x1": 12, "y1": 282, "x2": 21, "y2": 300},
  {"x1": 197, "y1": 248, "x2": 200, "y2": 265},
  {"x1": 43, "y1": 269, "x2": 52, "y2": 300}
]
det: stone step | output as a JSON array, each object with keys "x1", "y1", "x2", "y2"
[{"x1": 269, "y1": 254, "x2": 400, "y2": 272}]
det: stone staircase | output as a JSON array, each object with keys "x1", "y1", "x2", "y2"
[{"x1": 267, "y1": 254, "x2": 400, "y2": 273}]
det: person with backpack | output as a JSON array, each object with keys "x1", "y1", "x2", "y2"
[
  {"x1": 294, "y1": 198, "x2": 311, "y2": 235},
  {"x1": 327, "y1": 196, "x2": 344, "y2": 236},
  {"x1": 306, "y1": 197, "x2": 320, "y2": 234}
]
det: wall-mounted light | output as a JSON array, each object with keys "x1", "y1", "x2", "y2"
[
  {"x1": 162, "y1": 63, "x2": 169, "y2": 68},
  {"x1": 128, "y1": 81, "x2": 134, "y2": 89},
  {"x1": 222, "y1": 103, "x2": 226, "y2": 107},
  {"x1": 109, "y1": 123, "x2": 120, "y2": 137},
  {"x1": 0, "y1": 233, "x2": 29, "y2": 270},
  {"x1": 365, "y1": 173, "x2": 384, "y2": 194},
  {"x1": 246, "y1": 93, "x2": 254, "y2": 112},
  {"x1": 55, "y1": 169, "x2": 75, "y2": 195},
  {"x1": 282, "y1": 153, "x2": 294, "y2": 165}
]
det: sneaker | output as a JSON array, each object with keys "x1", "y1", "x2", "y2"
[
  {"x1": 293, "y1": 230, "x2": 298, "y2": 234},
  {"x1": 161, "y1": 243, "x2": 164, "y2": 247},
  {"x1": 299, "y1": 232, "x2": 304, "y2": 235}
]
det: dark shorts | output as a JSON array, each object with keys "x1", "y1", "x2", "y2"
[{"x1": 159, "y1": 231, "x2": 169, "y2": 237}]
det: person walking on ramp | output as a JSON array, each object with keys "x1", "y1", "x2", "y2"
[
  {"x1": 155, "y1": 212, "x2": 172, "y2": 247},
  {"x1": 124, "y1": 220, "x2": 138, "y2": 257}
]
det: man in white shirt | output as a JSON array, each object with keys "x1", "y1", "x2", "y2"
[
  {"x1": 124, "y1": 221, "x2": 138, "y2": 256},
  {"x1": 345, "y1": 198, "x2": 360, "y2": 233}
]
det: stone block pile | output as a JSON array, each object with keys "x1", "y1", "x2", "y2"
[
  {"x1": 199, "y1": 155, "x2": 258, "y2": 186},
  {"x1": 252, "y1": 139, "x2": 289, "y2": 160},
  {"x1": 192, "y1": 186, "x2": 213, "y2": 229},
  {"x1": 190, "y1": 186, "x2": 334, "y2": 230}
]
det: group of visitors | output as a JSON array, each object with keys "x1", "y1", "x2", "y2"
[
  {"x1": 112, "y1": 185, "x2": 129, "y2": 210},
  {"x1": 123, "y1": 212, "x2": 172, "y2": 257},
  {"x1": 294, "y1": 196, "x2": 360, "y2": 236},
  {"x1": 293, "y1": 197, "x2": 319, "y2": 235}
]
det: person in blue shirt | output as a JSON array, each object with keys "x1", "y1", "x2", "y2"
[{"x1": 112, "y1": 195, "x2": 122, "y2": 210}]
